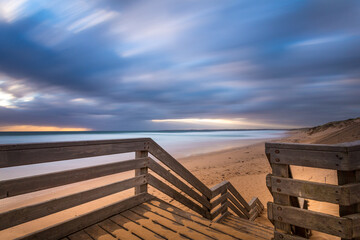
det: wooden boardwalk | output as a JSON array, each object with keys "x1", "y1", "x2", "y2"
[{"x1": 63, "y1": 198, "x2": 273, "y2": 240}]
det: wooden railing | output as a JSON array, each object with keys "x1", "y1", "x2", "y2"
[
  {"x1": 0, "y1": 138, "x2": 262, "y2": 239},
  {"x1": 266, "y1": 142, "x2": 360, "y2": 240}
]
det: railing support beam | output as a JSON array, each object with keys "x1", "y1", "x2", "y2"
[{"x1": 135, "y1": 150, "x2": 148, "y2": 194}]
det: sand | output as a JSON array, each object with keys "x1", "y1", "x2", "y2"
[{"x1": 1, "y1": 118, "x2": 359, "y2": 239}]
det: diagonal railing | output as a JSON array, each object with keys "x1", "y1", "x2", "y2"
[{"x1": 0, "y1": 138, "x2": 263, "y2": 239}]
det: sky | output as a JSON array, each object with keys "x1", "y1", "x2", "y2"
[{"x1": 0, "y1": 0, "x2": 359, "y2": 131}]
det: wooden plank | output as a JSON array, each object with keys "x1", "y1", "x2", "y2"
[
  {"x1": 274, "y1": 231, "x2": 307, "y2": 240},
  {"x1": 135, "y1": 151, "x2": 148, "y2": 194},
  {"x1": 265, "y1": 142, "x2": 350, "y2": 152},
  {"x1": 227, "y1": 183, "x2": 251, "y2": 211},
  {"x1": 147, "y1": 198, "x2": 267, "y2": 240},
  {"x1": 147, "y1": 174, "x2": 208, "y2": 218},
  {"x1": 0, "y1": 175, "x2": 147, "y2": 230},
  {"x1": 211, "y1": 192, "x2": 228, "y2": 209},
  {"x1": 269, "y1": 203, "x2": 352, "y2": 238},
  {"x1": 148, "y1": 140, "x2": 212, "y2": 198},
  {"x1": 136, "y1": 204, "x2": 234, "y2": 240},
  {"x1": 222, "y1": 219, "x2": 273, "y2": 239},
  {"x1": 271, "y1": 162, "x2": 292, "y2": 233},
  {"x1": 215, "y1": 211, "x2": 230, "y2": 223},
  {"x1": 19, "y1": 193, "x2": 154, "y2": 240},
  {"x1": 228, "y1": 193, "x2": 250, "y2": 218},
  {"x1": 110, "y1": 214, "x2": 164, "y2": 240},
  {"x1": 83, "y1": 224, "x2": 117, "y2": 240},
  {"x1": 122, "y1": 209, "x2": 188, "y2": 239},
  {"x1": 210, "y1": 180, "x2": 229, "y2": 198},
  {"x1": 98, "y1": 219, "x2": 141, "y2": 240},
  {"x1": 68, "y1": 230, "x2": 93, "y2": 240},
  {"x1": 228, "y1": 201, "x2": 246, "y2": 219},
  {"x1": 212, "y1": 202, "x2": 228, "y2": 220},
  {"x1": 269, "y1": 175, "x2": 345, "y2": 205},
  {"x1": 0, "y1": 138, "x2": 148, "y2": 168},
  {"x1": 148, "y1": 158, "x2": 211, "y2": 209},
  {"x1": 344, "y1": 213, "x2": 360, "y2": 238},
  {"x1": 226, "y1": 215, "x2": 274, "y2": 232},
  {"x1": 0, "y1": 158, "x2": 148, "y2": 198},
  {"x1": 267, "y1": 147, "x2": 352, "y2": 170}
]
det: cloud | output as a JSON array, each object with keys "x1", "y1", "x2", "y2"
[{"x1": 0, "y1": 0, "x2": 359, "y2": 130}]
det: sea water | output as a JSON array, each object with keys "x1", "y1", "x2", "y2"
[{"x1": 0, "y1": 130, "x2": 286, "y2": 179}]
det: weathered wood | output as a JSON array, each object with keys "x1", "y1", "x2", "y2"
[
  {"x1": 148, "y1": 140, "x2": 212, "y2": 198},
  {"x1": 83, "y1": 224, "x2": 116, "y2": 240},
  {"x1": 68, "y1": 230, "x2": 92, "y2": 240},
  {"x1": 215, "y1": 211, "x2": 230, "y2": 223},
  {"x1": 274, "y1": 231, "x2": 307, "y2": 240},
  {"x1": 228, "y1": 193, "x2": 250, "y2": 218},
  {"x1": 228, "y1": 201, "x2": 246, "y2": 219},
  {"x1": 135, "y1": 151, "x2": 148, "y2": 194},
  {"x1": 268, "y1": 203, "x2": 352, "y2": 238},
  {"x1": 148, "y1": 198, "x2": 267, "y2": 240},
  {"x1": 110, "y1": 214, "x2": 165, "y2": 240},
  {"x1": 338, "y1": 170, "x2": 360, "y2": 240},
  {"x1": 223, "y1": 216, "x2": 274, "y2": 239},
  {"x1": 19, "y1": 193, "x2": 154, "y2": 240},
  {"x1": 271, "y1": 162, "x2": 292, "y2": 233},
  {"x1": 147, "y1": 174, "x2": 208, "y2": 218},
  {"x1": 0, "y1": 175, "x2": 147, "y2": 230},
  {"x1": 211, "y1": 192, "x2": 229, "y2": 209},
  {"x1": 98, "y1": 219, "x2": 141, "y2": 240},
  {"x1": 121, "y1": 210, "x2": 188, "y2": 239},
  {"x1": 345, "y1": 213, "x2": 360, "y2": 238},
  {"x1": 267, "y1": 147, "x2": 352, "y2": 170},
  {"x1": 269, "y1": 175, "x2": 345, "y2": 205},
  {"x1": 210, "y1": 180, "x2": 229, "y2": 198},
  {"x1": 0, "y1": 158, "x2": 148, "y2": 198},
  {"x1": 227, "y1": 183, "x2": 251, "y2": 211},
  {"x1": 134, "y1": 204, "x2": 224, "y2": 240},
  {"x1": 212, "y1": 202, "x2": 228, "y2": 220},
  {"x1": 148, "y1": 158, "x2": 211, "y2": 209},
  {"x1": 0, "y1": 138, "x2": 149, "y2": 168},
  {"x1": 265, "y1": 142, "x2": 353, "y2": 152}
]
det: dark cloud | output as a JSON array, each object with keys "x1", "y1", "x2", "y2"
[{"x1": 0, "y1": 0, "x2": 359, "y2": 130}]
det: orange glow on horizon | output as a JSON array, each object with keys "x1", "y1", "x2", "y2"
[{"x1": 0, "y1": 125, "x2": 91, "y2": 132}]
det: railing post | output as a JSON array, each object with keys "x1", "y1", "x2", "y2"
[
  {"x1": 268, "y1": 150, "x2": 293, "y2": 237},
  {"x1": 338, "y1": 169, "x2": 360, "y2": 240},
  {"x1": 135, "y1": 150, "x2": 148, "y2": 194}
]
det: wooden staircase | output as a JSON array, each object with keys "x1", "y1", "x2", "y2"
[
  {"x1": 63, "y1": 198, "x2": 273, "y2": 240},
  {"x1": 0, "y1": 138, "x2": 267, "y2": 239}
]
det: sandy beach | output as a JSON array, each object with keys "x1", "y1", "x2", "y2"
[{"x1": 1, "y1": 118, "x2": 359, "y2": 239}]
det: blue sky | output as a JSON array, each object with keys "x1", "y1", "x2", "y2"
[{"x1": 0, "y1": 0, "x2": 359, "y2": 130}]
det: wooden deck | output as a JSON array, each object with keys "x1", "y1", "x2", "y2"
[{"x1": 63, "y1": 198, "x2": 273, "y2": 240}]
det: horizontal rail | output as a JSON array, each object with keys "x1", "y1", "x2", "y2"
[
  {"x1": 147, "y1": 173, "x2": 209, "y2": 218},
  {"x1": 266, "y1": 143, "x2": 360, "y2": 171},
  {"x1": 147, "y1": 158, "x2": 210, "y2": 209},
  {"x1": 265, "y1": 142, "x2": 360, "y2": 152},
  {"x1": 211, "y1": 192, "x2": 228, "y2": 209},
  {"x1": 0, "y1": 158, "x2": 148, "y2": 198},
  {"x1": 267, "y1": 174, "x2": 360, "y2": 205},
  {"x1": 19, "y1": 193, "x2": 154, "y2": 240},
  {"x1": 0, "y1": 138, "x2": 149, "y2": 168},
  {"x1": 0, "y1": 175, "x2": 147, "y2": 230},
  {"x1": 211, "y1": 202, "x2": 228, "y2": 220},
  {"x1": 148, "y1": 140, "x2": 212, "y2": 199},
  {"x1": 268, "y1": 202, "x2": 352, "y2": 238}
]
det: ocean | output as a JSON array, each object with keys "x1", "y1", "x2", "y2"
[{"x1": 0, "y1": 130, "x2": 286, "y2": 179}]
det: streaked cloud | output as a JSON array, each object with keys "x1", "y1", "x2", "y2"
[
  {"x1": 0, "y1": 125, "x2": 91, "y2": 131},
  {"x1": 0, "y1": 0, "x2": 359, "y2": 130}
]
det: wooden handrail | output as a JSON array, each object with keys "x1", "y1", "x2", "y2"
[
  {"x1": 0, "y1": 138, "x2": 264, "y2": 238},
  {"x1": 266, "y1": 141, "x2": 360, "y2": 240}
]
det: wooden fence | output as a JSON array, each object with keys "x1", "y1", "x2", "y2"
[
  {"x1": 266, "y1": 142, "x2": 360, "y2": 240},
  {"x1": 0, "y1": 138, "x2": 262, "y2": 239}
]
